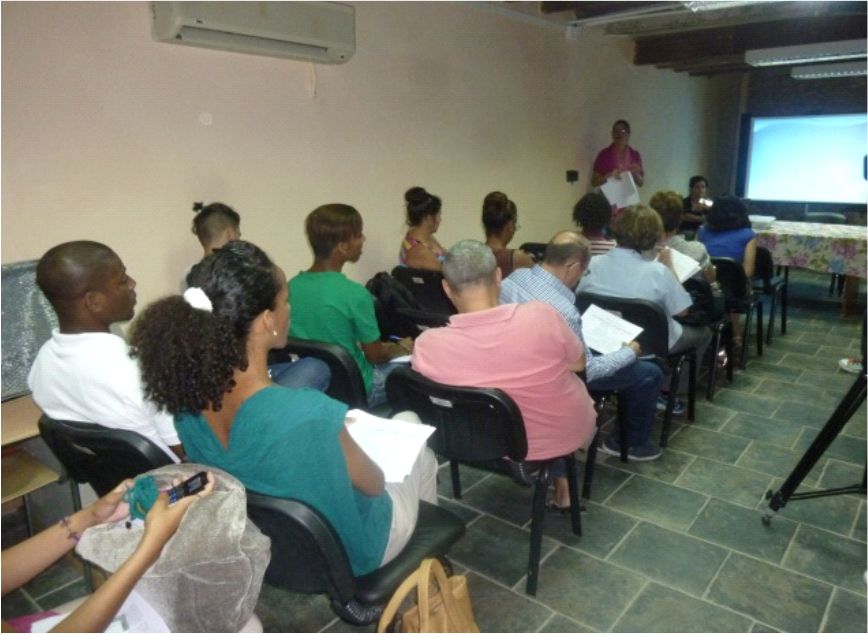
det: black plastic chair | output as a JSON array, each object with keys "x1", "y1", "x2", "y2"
[
  {"x1": 711, "y1": 257, "x2": 764, "y2": 364},
  {"x1": 583, "y1": 391, "x2": 627, "y2": 494},
  {"x1": 269, "y1": 337, "x2": 368, "y2": 409},
  {"x1": 752, "y1": 246, "x2": 787, "y2": 344},
  {"x1": 246, "y1": 494, "x2": 465, "y2": 625},
  {"x1": 390, "y1": 266, "x2": 456, "y2": 316},
  {"x1": 385, "y1": 366, "x2": 581, "y2": 596},
  {"x1": 392, "y1": 307, "x2": 450, "y2": 337},
  {"x1": 576, "y1": 293, "x2": 697, "y2": 448},
  {"x1": 38, "y1": 416, "x2": 174, "y2": 506},
  {"x1": 518, "y1": 242, "x2": 547, "y2": 263}
]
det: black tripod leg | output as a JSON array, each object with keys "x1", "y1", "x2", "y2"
[{"x1": 764, "y1": 373, "x2": 866, "y2": 522}]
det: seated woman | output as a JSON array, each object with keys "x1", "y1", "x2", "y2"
[
  {"x1": 399, "y1": 186, "x2": 446, "y2": 271},
  {"x1": 481, "y1": 191, "x2": 533, "y2": 277},
  {"x1": 2, "y1": 476, "x2": 213, "y2": 632},
  {"x1": 577, "y1": 205, "x2": 711, "y2": 359},
  {"x1": 572, "y1": 193, "x2": 617, "y2": 256},
  {"x1": 680, "y1": 175, "x2": 712, "y2": 234},
  {"x1": 698, "y1": 195, "x2": 757, "y2": 359},
  {"x1": 649, "y1": 191, "x2": 716, "y2": 283},
  {"x1": 131, "y1": 241, "x2": 437, "y2": 576}
]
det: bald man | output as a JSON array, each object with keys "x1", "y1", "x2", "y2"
[
  {"x1": 500, "y1": 231, "x2": 664, "y2": 463},
  {"x1": 27, "y1": 241, "x2": 182, "y2": 461}
]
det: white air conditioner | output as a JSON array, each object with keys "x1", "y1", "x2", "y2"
[{"x1": 151, "y1": 1, "x2": 355, "y2": 64}]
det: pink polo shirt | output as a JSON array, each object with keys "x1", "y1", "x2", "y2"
[{"x1": 412, "y1": 302, "x2": 596, "y2": 461}]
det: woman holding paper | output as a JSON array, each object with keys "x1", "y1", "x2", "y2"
[
  {"x1": 131, "y1": 240, "x2": 436, "y2": 576},
  {"x1": 591, "y1": 119, "x2": 645, "y2": 188}
]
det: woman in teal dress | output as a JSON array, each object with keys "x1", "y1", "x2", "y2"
[{"x1": 130, "y1": 240, "x2": 436, "y2": 576}]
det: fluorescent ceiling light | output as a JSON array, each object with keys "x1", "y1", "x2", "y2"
[
  {"x1": 745, "y1": 39, "x2": 867, "y2": 66},
  {"x1": 791, "y1": 60, "x2": 868, "y2": 79}
]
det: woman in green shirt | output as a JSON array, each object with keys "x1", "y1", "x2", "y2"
[{"x1": 130, "y1": 240, "x2": 436, "y2": 575}]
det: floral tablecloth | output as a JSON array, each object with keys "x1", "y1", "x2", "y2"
[{"x1": 755, "y1": 221, "x2": 867, "y2": 279}]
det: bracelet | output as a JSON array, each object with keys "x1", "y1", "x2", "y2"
[{"x1": 59, "y1": 516, "x2": 81, "y2": 543}]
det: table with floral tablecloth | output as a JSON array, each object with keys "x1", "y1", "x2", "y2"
[{"x1": 755, "y1": 221, "x2": 867, "y2": 279}]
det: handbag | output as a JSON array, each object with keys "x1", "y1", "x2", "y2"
[{"x1": 377, "y1": 558, "x2": 479, "y2": 633}]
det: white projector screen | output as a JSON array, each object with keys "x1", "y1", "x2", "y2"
[{"x1": 744, "y1": 114, "x2": 868, "y2": 204}]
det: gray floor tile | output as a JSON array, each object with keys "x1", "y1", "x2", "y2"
[
  {"x1": 675, "y1": 457, "x2": 773, "y2": 508},
  {"x1": 771, "y1": 338, "x2": 821, "y2": 355},
  {"x1": 605, "y1": 475, "x2": 707, "y2": 531},
  {"x1": 766, "y1": 480, "x2": 863, "y2": 536},
  {"x1": 613, "y1": 582, "x2": 752, "y2": 633},
  {"x1": 722, "y1": 413, "x2": 806, "y2": 447},
  {"x1": 782, "y1": 524, "x2": 868, "y2": 594},
  {"x1": 667, "y1": 426, "x2": 752, "y2": 464},
  {"x1": 750, "y1": 622, "x2": 781, "y2": 632},
  {"x1": 818, "y1": 460, "x2": 866, "y2": 490},
  {"x1": 436, "y1": 464, "x2": 490, "y2": 500},
  {"x1": 792, "y1": 428, "x2": 867, "y2": 465},
  {"x1": 450, "y1": 515, "x2": 557, "y2": 588},
  {"x1": 458, "y1": 472, "x2": 534, "y2": 527},
  {"x1": 23, "y1": 557, "x2": 82, "y2": 599},
  {"x1": 710, "y1": 389, "x2": 784, "y2": 416},
  {"x1": 774, "y1": 400, "x2": 840, "y2": 430},
  {"x1": 823, "y1": 588, "x2": 868, "y2": 633},
  {"x1": 538, "y1": 613, "x2": 594, "y2": 632},
  {"x1": 38, "y1": 578, "x2": 89, "y2": 611},
  {"x1": 707, "y1": 553, "x2": 833, "y2": 632},
  {"x1": 722, "y1": 371, "x2": 765, "y2": 393},
  {"x1": 582, "y1": 460, "x2": 633, "y2": 502},
  {"x1": 689, "y1": 402, "x2": 736, "y2": 430},
  {"x1": 608, "y1": 522, "x2": 727, "y2": 595},
  {"x1": 737, "y1": 441, "x2": 825, "y2": 485},
  {"x1": 533, "y1": 547, "x2": 645, "y2": 630},
  {"x1": 757, "y1": 379, "x2": 841, "y2": 408},
  {"x1": 852, "y1": 501, "x2": 866, "y2": 543},
  {"x1": 436, "y1": 496, "x2": 481, "y2": 524},
  {"x1": 542, "y1": 500, "x2": 637, "y2": 559},
  {"x1": 778, "y1": 352, "x2": 824, "y2": 370},
  {"x1": 255, "y1": 585, "x2": 336, "y2": 633},
  {"x1": 743, "y1": 361, "x2": 804, "y2": 382},
  {"x1": 0, "y1": 590, "x2": 39, "y2": 620},
  {"x1": 797, "y1": 370, "x2": 856, "y2": 392},
  {"x1": 689, "y1": 498, "x2": 797, "y2": 563},
  {"x1": 465, "y1": 572, "x2": 552, "y2": 633},
  {"x1": 599, "y1": 447, "x2": 695, "y2": 484},
  {"x1": 842, "y1": 411, "x2": 866, "y2": 439}
]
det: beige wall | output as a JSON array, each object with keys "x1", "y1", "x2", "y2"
[{"x1": 2, "y1": 1, "x2": 713, "y2": 313}]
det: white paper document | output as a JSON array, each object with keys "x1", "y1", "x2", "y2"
[
  {"x1": 659, "y1": 247, "x2": 701, "y2": 283},
  {"x1": 345, "y1": 409, "x2": 435, "y2": 482},
  {"x1": 599, "y1": 171, "x2": 640, "y2": 208},
  {"x1": 31, "y1": 590, "x2": 169, "y2": 633},
  {"x1": 580, "y1": 304, "x2": 643, "y2": 355}
]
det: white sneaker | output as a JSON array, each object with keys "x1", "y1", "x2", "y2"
[{"x1": 838, "y1": 358, "x2": 863, "y2": 374}]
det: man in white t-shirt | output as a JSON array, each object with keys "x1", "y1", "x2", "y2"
[{"x1": 28, "y1": 241, "x2": 182, "y2": 462}]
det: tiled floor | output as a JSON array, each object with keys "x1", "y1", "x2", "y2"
[{"x1": 3, "y1": 269, "x2": 865, "y2": 632}]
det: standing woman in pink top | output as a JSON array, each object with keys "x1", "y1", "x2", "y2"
[
  {"x1": 399, "y1": 186, "x2": 446, "y2": 271},
  {"x1": 590, "y1": 119, "x2": 645, "y2": 188}
]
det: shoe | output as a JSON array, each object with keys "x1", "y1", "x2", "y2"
[
  {"x1": 597, "y1": 435, "x2": 623, "y2": 458},
  {"x1": 627, "y1": 444, "x2": 663, "y2": 462},
  {"x1": 838, "y1": 358, "x2": 864, "y2": 374},
  {"x1": 657, "y1": 396, "x2": 685, "y2": 415},
  {"x1": 716, "y1": 349, "x2": 728, "y2": 369},
  {"x1": 545, "y1": 502, "x2": 570, "y2": 515}
]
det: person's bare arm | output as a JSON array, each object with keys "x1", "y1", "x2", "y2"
[
  {"x1": 630, "y1": 164, "x2": 644, "y2": 187},
  {"x1": 404, "y1": 244, "x2": 442, "y2": 271},
  {"x1": 52, "y1": 476, "x2": 214, "y2": 633},
  {"x1": 742, "y1": 238, "x2": 757, "y2": 279},
  {"x1": 513, "y1": 249, "x2": 535, "y2": 270},
  {"x1": 169, "y1": 444, "x2": 186, "y2": 461},
  {"x1": 338, "y1": 427, "x2": 385, "y2": 496},
  {"x1": 360, "y1": 337, "x2": 413, "y2": 364},
  {"x1": 703, "y1": 263, "x2": 717, "y2": 283}
]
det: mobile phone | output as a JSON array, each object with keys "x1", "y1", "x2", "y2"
[{"x1": 166, "y1": 471, "x2": 208, "y2": 504}]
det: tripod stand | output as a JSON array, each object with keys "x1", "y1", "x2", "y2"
[{"x1": 763, "y1": 370, "x2": 867, "y2": 526}]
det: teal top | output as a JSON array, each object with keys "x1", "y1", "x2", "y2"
[
  {"x1": 288, "y1": 271, "x2": 381, "y2": 392},
  {"x1": 175, "y1": 386, "x2": 393, "y2": 575}
]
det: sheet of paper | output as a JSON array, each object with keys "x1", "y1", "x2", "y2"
[
  {"x1": 599, "y1": 171, "x2": 640, "y2": 208},
  {"x1": 31, "y1": 590, "x2": 169, "y2": 633},
  {"x1": 345, "y1": 409, "x2": 435, "y2": 482},
  {"x1": 390, "y1": 354, "x2": 412, "y2": 364},
  {"x1": 659, "y1": 247, "x2": 701, "y2": 283},
  {"x1": 580, "y1": 304, "x2": 643, "y2": 355}
]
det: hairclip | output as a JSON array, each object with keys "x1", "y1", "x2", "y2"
[{"x1": 183, "y1": 287, "x2": 213, "y2": 312}]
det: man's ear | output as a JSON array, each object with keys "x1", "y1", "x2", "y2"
[
  {"x1": 441, "y1": 278, "x2": 456, "y2": 304},
  {"x1": 84, "y1": 290, "x2": 105, "y2": 314},
  {"x1": 494, "y1": 267, "x2": 503, "y2": 285}
]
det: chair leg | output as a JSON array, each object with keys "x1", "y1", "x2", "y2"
[
  {"x1": 22, "y1": 494, "x2": 34, "y2": 538},
  {"x1": 617, "y1": 396, "x2": 628, "y2": 463},
  {"x1": 450, "y1": 461, "x2": 462, "y2": 499},
  {"x1": 660, "y1": 358, "x2": 684, "y2": 448},
  {"x1": 781, "y1": 282, "x2": 788, "y2": 335},
  {"x1": 687, "y1": 352, "x2": 696, "y2": 421},
  {"x1": 767, "y1": 288, "x2": 777, "y2": 345},
  {"x1": 565, "y1": 454, "x2": 581, "y2": 536},
  {"x1": 582, "y1": 427, "x2": 600, "y2": 500},
  {"x1": 725, "y1": 324, "x2": 735, "y2": 382},
  {"x1": 706, "y1": 324, "x2": 722, "y2": 401},
  {"x1": 741, "y1": 310, "x2": 752, "y2": 364},
  {"x1": 525, "y1": 464, "x2": 550, "y2": 596},
  {"x1": 756, "y1": 302, "x2": 764, "y2": 356}
]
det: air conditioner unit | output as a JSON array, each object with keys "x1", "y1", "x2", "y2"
[{"x1": 151, "y1": 1, "x2": 355, "y2": 64}]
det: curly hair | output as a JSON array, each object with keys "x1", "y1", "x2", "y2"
[
  {"x1": 572, "y1": 192, "x2": 612, "y2": 234},
  {"x1": 648, "y1": 191, "x2": 684, "y2": 233},
  {"x1": 130, "y1": 240, "x2": 280, "y2": 415},
  {"x1": 405, "y1": 186, "x2": 442, "y2": 227},
  {"x1": 611, "y1": 205, "x2": 663, "y2": 252},
  {"x1": 481, "y1": 191, "x2": 516, "y2": 237},
  {"x1": 706, "y1": 195, "x2": 751, "y2": 232}
]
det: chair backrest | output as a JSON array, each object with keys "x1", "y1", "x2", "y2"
[
  {"x1": 246, "y1": 492, "x2": 357, "y2": 604},
  {"x1": 390, "y1": 266, "x2": 456, "y2": 316},
  {"x1": 365, "y1": 272, "x2": 422, "y2": 339},
  {"x1": 385, "y1": 366, "x2": 527, "y2": 462},
  {"x1": 38, "y1": 416, "x2": 173, "y2": 496},
  {"x1": 518, "y1": 242, "x2": 547, "y2": 263},
  {"x1": 393, "y1": 307, "x2": 449, "y2": 337},
  {"x1": 753, "y1": 246, "x2": 776, "y2": 283},
  {"x1": 710, "y1": 257, "x2": 750, "y2": 300},
  {"x1": 269, "y1": 337, "x2": 368, "y2": 408},
  {"x1": 2, "y1": 260, "x2": 58, "y2": 401},
  {"x1": 804, "y1": 212, "x2": 846, "y2": 225},
  {"x1": 575, "y1": 292, "x2": 670, "y2": 357}
]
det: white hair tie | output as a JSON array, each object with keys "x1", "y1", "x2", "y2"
[{"x1": 183, "y1": 287, "x2": 213, "y2": 312}]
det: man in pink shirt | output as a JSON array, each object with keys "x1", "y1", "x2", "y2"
[{"x1": 412, "y1": 240, "x2": 596, "y2": 508}]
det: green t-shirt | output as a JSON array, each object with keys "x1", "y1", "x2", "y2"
[
  {"x1": 288, "y1": 271, "x2": 381, "y2": 392},
  {"x1": 175, "y1": 386, "x2": 393, "y2": 575}
]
